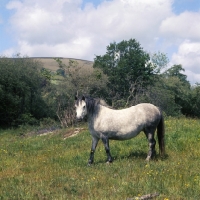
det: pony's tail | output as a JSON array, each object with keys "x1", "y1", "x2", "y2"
[{"x1": 157, "y1": 113, "x2": 165, "y2": 156}]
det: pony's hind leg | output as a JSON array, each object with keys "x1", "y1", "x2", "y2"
[
  {"x1": 101, "y1": 134, "x2": 113, "y2": 163},
  {"x1": 88, "y1": 136, "x2": 99, "y2": 165},
  {"x1": 144, "y1": 129, "x2": 156, "y2": 161}
]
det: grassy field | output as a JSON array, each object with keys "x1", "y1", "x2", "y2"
[{"x1": 0, "y1": 117, "x2": 200, "y2": 200}]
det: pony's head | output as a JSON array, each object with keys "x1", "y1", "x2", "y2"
[
  {"x1": 75, "y1": 95, "x2": 99, "y2": 121},
  {"x1": 75, "y1": 96, "x2": 87, "y2": 121}
]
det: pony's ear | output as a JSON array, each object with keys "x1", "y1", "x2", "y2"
[
  {"x1": 75, "y1": 96, "x2": 78, "y2": 100},
  {"x1": 82, "y1": 96, "x2": 85, "y2": 101}
]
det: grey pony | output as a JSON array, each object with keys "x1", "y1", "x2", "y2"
[{"x1": 75, "y1": 96, "x2": 165, "y2": 165}]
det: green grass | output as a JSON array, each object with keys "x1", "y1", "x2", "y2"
[{"x1": 0, "y1": 118, "x2": 200, "y2": 199}]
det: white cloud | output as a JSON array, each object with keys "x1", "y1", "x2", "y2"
[
  {"x1": 160, "y1": 11, "x2": 200, "y2": 41},
  {"x1": 185, "y1": 70, "x2": 200, "y2": 85},
  {"x1": 5, "y1": 0, "x2": 173, "y2": 60},
  {"x1": 6, "y1": 0, "x2": 23, "y2": 10},
  {"x1": 171, "y1": 40, "x2": 200, "y2": 83},
  {"x1": 172, "y1": 41, "x2": 200, "y2": 71}
]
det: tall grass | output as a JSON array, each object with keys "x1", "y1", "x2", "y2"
[{"x1": 0, "y1": 117, "x2": 200, "y2": 199}]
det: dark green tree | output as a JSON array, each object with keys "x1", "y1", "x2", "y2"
[
  {"x1": 163, "y1": 64, "x2": 191, "y2": 115},
  {"x1": 164, "y1": 64, "x2": 190, "y2": 86},
  {"x1": 93, "y1": 38, "x2": 154, "y2": 107},
  {"x1": 190, "y1": 84, "x2": 200, "y2": 117},
  {"x1": 0, "y1": 56, "x2": 54, "y2": 126}
]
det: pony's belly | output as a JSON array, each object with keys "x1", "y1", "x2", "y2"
[
  {"x1": 108, "y1": 130, "x2": 140, "y2": 140},
  {"x1": 91, "y1": 127, "x2": 142, "y2": 140}
]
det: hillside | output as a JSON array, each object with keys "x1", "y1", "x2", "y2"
[{"x1": 32, "y1": 57, "x2": 94, "y2": 71}]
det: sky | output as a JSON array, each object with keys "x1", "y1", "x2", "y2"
[{"x1": 0, "y1": 0, "x2": 200, "y2": 84}]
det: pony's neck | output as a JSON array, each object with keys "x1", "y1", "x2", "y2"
[{"x1": 87, "y1": 104, "x2": 101, "y2": 121}]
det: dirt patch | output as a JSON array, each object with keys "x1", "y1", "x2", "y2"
[
  {"x1": 22, "y1": 126, "x2": 87, "y2": 139},
  {"x1": 63, "y1": 128, "x2": 86, "y2": 139}
]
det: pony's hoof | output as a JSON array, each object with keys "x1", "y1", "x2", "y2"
[
  {"x1": 146, "y1": 155, "x2": 156, "y2": 161},
  {"x1": 145, "y1": 156, "x2": 151, "y2": 161},
  {"x1": 88, "y1": 160, "x2": 93, "y2": 166}
]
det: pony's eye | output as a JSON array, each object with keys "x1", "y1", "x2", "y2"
[{"x1": 83, "y1": 106, "x2": 86, "y2": 109}]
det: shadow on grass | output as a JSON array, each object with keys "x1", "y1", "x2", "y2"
[
  {"x1": 92, "y1": 150, "x2": 169, "y2": 165},
  {"x1": 124, "y1": 151, "x2": 169, "y2": 161},
  {"x1": 115, "y1": 150, "x2": 147, "y2": 161}
]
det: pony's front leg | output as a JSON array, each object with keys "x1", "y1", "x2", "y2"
[
  {"x1": 88, "y1": 136, "x2": 99, "y2": 165},
  {"x1": 101, "y1": 134, "x2": 113, "y2": 163}
]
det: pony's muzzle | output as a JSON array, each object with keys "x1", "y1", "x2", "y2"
[{"x1": 76, "y1": 116, "x2": 83, "y2": 122}]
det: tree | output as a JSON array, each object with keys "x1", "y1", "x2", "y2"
[
  {"x1": 190, "y1": 84, "x2": 200, "y2": 117},
  {"x1": 0, "y1": 55, "x2": 54, "y2": 126},
  {"x1": 93, "y1": 38, "x2": 154, "y2": 107},
  {"x1": 150, "y1": 51, "x2": 169, "y2": 74},
  {"x1": 163, "y1": 64, "x2": 191, "y2": 115},
  {"x1": 164, "y1": 64, "x2": 190, "y2": 86}
]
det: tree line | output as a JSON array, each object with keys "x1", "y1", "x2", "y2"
[{"x1": 0, "y1": 39, "x2": 199, "y2": 127}]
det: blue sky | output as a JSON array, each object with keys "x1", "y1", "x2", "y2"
[
  {"x1": 0, "y1": 0, "x2": 200, "y2": 84},
  {"x1": 172, "y1": 0, "x2": 200, "y2": 14},
  {"x1": 0, "y1": 0, "x2": 13, "y2": 51}
]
